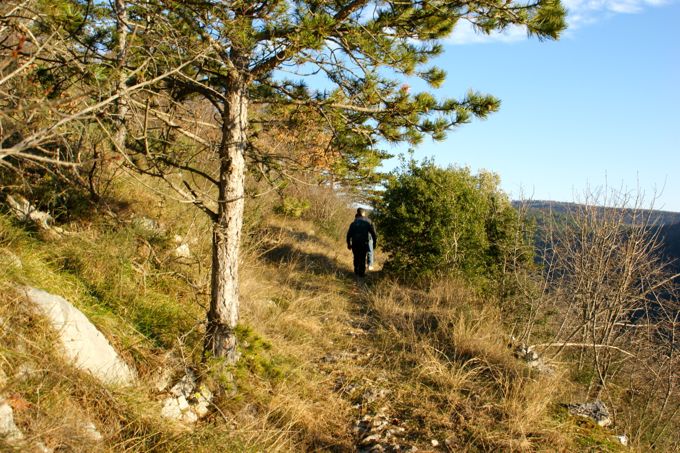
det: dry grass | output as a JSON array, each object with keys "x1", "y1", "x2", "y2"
[{"x1": 0, "y1": 176, "x2": 632, "y2": 452}]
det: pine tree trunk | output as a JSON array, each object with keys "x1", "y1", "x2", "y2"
[{"x1": 204, "y1": 82, "x2": 248, "y2": 362}]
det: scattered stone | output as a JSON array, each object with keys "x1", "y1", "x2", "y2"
[
  {"x1": 0, "y1": 398, "x2": 24, "y2": 443},
  {"x1": 6, "y1": 195, "x2": 53, "y2": 230},
  {"x1": 193, "y1": 385, "x2": 213, "y2": 418},
  {"x1": 430, "y1": 439, "x2": 439, "y2": 447},
  {"x1": 21, "y1": 286, "x2": 136, "y2": 386},
  {"x1": 354, "y1": 407, "x2": 414, "y2": 452},
  {"x1": 514, "y1": 343, "x2": 554, "y2": 374},
  {"x1": 160, "y1": 370, "x2": 214, "y2": 424},
  {"x1": 81, "y1": 420, "x2": 103, "y2": 442},
  {"x1": 174, "y1": 243, "x2": 192, "y2": 259},
  {"x1": 361, "y1": 387, "x2": 390, "y2": 405},
  {"x1": 320, "y1": 352, "x2": 359, "y2": 363},
  {"x1": 133, "y1": 216, "x2": 162, "y2": 234},
  {"x1": 566, "y1": 400, "x2": 612, "y2": 427},
  {"x1": 161, "y1": 397, "x2": 185, "y2": 420},
  {"x1": 615, "y1": 434, "x2": 629, "y2": 446}
]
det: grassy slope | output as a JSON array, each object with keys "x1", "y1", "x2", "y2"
[{"x1": 0, "y1": 180, "x2": 626, "y2": 452}]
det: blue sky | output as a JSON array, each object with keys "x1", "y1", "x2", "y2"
[{"x1": 383, "y1": 0, "x2": 680, "y2": 211}]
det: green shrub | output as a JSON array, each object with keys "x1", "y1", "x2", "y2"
[
  {"x1": 275, "y1": 196, "x2": 310, "y2": 218},
  {"x1": 374, "y1": 158, "x2": 529, "y2": 283}
]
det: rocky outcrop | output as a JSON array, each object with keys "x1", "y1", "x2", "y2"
[
  {"x1": 566, "y1": 400, "x2": 612, "y2": 427},
  {"x1": 21, "y1": 286, "x2": 136, "y2": 386},
  {"x1": 0, "y1": 398, "x2": 24, "y2": 443},
  {"x1": 160, "y1": 370, "x2": 213, "y2": 424}
]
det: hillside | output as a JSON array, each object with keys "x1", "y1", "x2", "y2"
[
  {"x1": 517, "y1": 200, "x2": 680, "y2": 270},
  {"x1": 0, "y1": 179, "x2": 632, "y2": 452},
  {"x1": 518, "y1": 200, "x2": 680, "y2": 226}
]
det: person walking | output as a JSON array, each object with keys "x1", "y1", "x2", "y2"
[{"x1": 346, "y1": 208, "x2": 378, "y2": 277}]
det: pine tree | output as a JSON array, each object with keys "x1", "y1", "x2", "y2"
[{"x1": 123, "y1": 0, "x2": 567, "y2": 361}]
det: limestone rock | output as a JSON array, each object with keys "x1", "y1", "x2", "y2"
[
  {"x1": 133, "y1": 216, "x2": 163, "y2": 234},
  {"x1": 0, "y1": 398, "x2": 24, "y2": 443},
  {"x1": 6, "y1": 195, "x2": 52, "y2": 230},
  {"x1": 173, "y1": 243, "x2": 191, "y2": 259},
  {"x1": 160, "y1": 370, "x2": 213, "y2": 424},
  {"x1": 567, "y1": 400, "x2": 612, "y2": 427},
  {"x1": 354, "y1": 407, "x2": 413, "y2": 452},
  {"x1": 615, "y1": 434, "x2": 628, "y2": 446},
  {"x1": 21, "y1": 286, "x2": 136, "y2": 386}
]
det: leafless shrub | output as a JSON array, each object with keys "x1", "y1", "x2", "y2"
[{"x1": 516, "y1": 188, "x2": 679, "y2": 447}]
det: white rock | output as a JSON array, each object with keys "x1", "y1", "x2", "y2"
[
  {"x1": 616, "y1": 434, "x2": 629, "y2": 446},
  {"x1": 193, "y1": 385, "x2": 213, "y2": 418},
  {"x1": 174, "y1": 243, "x2": 191, "y2": 259},
  {"x1": 21, "y1": 286, "x2": 136, "y2": 386},
  {"x1": 430, "y1": 439, "x2": 439, "y2": 447},
  {"x1": 180, "y1": 410, "x2": 198, "y2": 424},
  {"x1": 133, "y1": 216, "x2": 161, "y2": 233},
  {"x1": 81, "y1": 421, "x2": 103, "y2": 442},
  {"x1": 0, "y1": 399, "x2": 24, "y2": 442},
  {"x1": 161, "y1": 397, "x2": 183, "y2": 420},
  {"x1": 6, "y1": 195, "x2": 52, "y2": 229},
  {"x1": 176, "y1": 395, "x2": 190, "y2": 412},
  {"x1": 169, "y1": 370, "x2": 197, "y2": 398}
]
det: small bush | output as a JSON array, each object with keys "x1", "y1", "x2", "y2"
[
  {"x1": 374, "y1": 158, "x2": 529, "y2": 284},
  {"x1": 275, "y1": 196, "x2": 310, "y2": 218}
]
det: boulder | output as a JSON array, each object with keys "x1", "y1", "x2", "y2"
[
  {"x1": 567, "y1": 400, "x2": 612, "y2": 427},
  {"x1": 0, "y1": 398, "x2": 23, "y2": 443},
  {"x1": 21, "y1": 286, "x2": 136, "y2": 386}
]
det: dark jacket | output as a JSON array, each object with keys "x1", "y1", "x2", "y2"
[{"x1": 347, "y1": 216, "x2": 377, "y2": 250}]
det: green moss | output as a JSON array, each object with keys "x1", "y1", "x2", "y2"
[{"x1": 235, "y1": 325, "x2": 293, "y2": 383}]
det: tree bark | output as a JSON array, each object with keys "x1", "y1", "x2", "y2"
[{"x1": 204, "y1": 81, "x2": 248, "y2": 362}]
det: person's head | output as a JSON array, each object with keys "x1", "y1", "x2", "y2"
[{"x1": 356, "y1": 207, "x2": 366, "y2": 218}]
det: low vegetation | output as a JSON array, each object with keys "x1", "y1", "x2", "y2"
[
  {"x1": 3, "y1": 169, "x2": 674, "y2": 451},
  {"x1": 1, "y1": 2, "x2": 676, "y2": 450}
]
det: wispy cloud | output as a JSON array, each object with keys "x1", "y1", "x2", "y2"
[
  {"x1": 447, "y1": 22, "x2": 529, "y2": 45},
  {"x1": 447, "y1": 0, "x2": 672, "y2": 44}
]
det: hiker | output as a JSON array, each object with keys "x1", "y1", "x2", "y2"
[{"x1": 346, "y1": 207, "x2": 378, "y2": 277}]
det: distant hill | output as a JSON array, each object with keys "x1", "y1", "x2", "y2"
[
  {"x1": 515, "y1": 200, "x2": 680, "y2": 270},
  {"x1": 515, "y1": 200, "x2": 680, "y2": 226}
]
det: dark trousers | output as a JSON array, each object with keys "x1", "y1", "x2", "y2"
[{"x1": 352, "y1": 244, "x2": 369, "y2": 277}]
